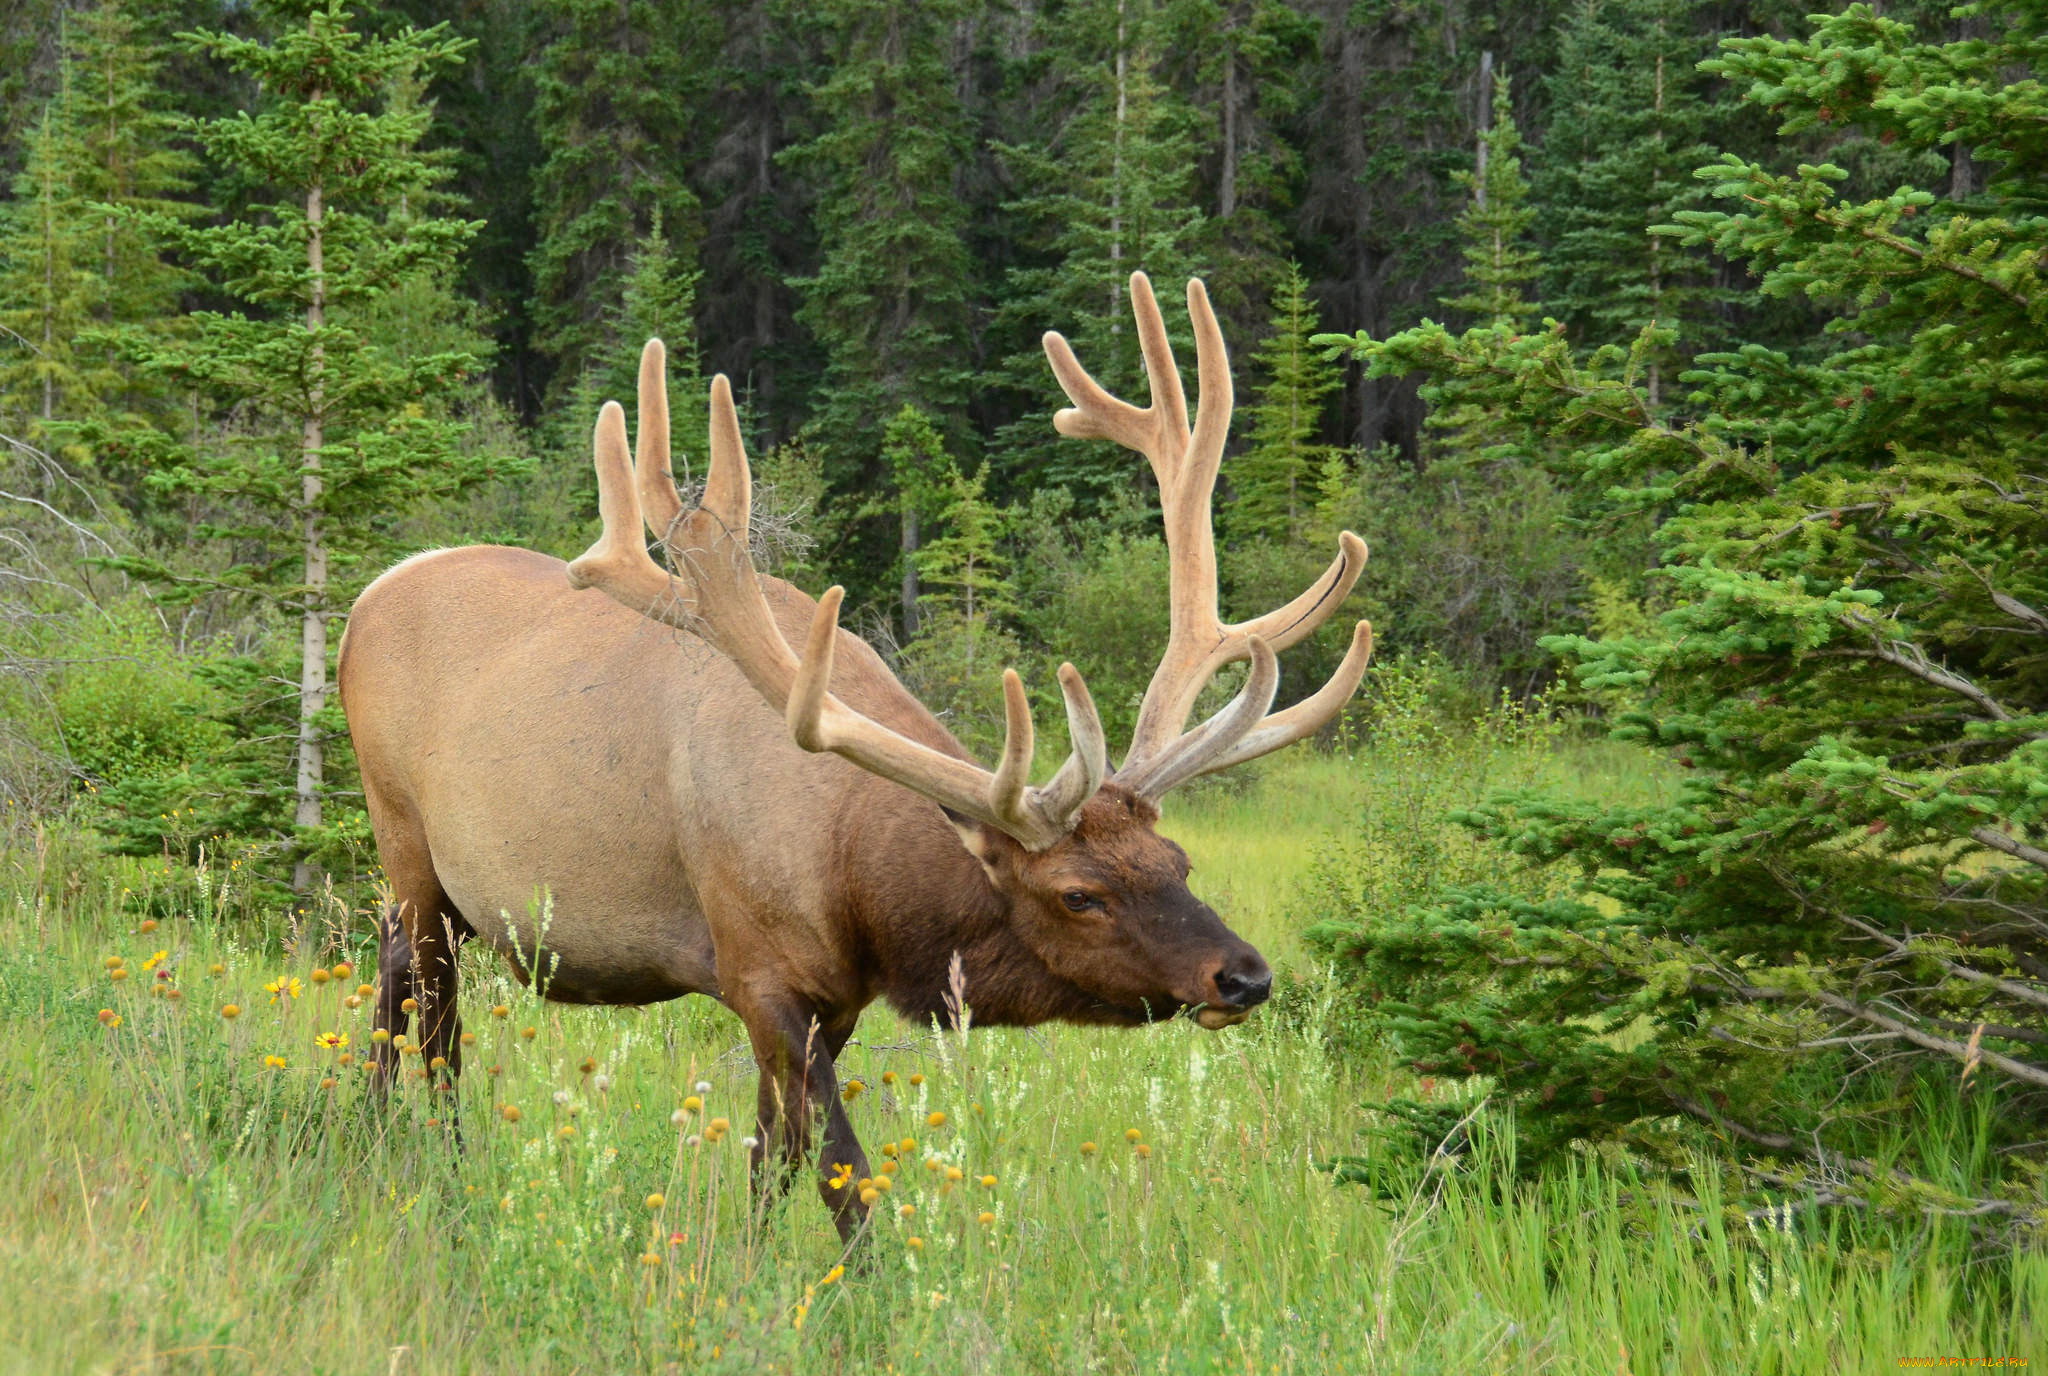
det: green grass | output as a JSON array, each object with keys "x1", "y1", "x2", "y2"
[{"x1": 0, "y1": 747, "x2": 2038, "y2": 1373}]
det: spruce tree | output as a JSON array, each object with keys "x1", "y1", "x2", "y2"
[
  {"x1": 1422, "y1": 73, "x2": 1547, "y2": 465},
  {"x1": 0, "y1": 102, "x2": 97, "y2": 438},
  {"x1": 993, "y1": 0, "x2": 1209, "y2": 499},
  {"x1": 1225, "y1": 261, "x2": 1339, "y2": 542},
  {"x1": 526, "y1": 0, "x2": 710, "y2": 398},
  {"x1": 879, "y1": 403, "x2": 957, "y2": 640},
  {"x1": 1534, "y1": 0, "x2": 1725, "y2": 404},
  {"x1": 108, "y1": 0, "x2": 498, "y2": 891},
  {"x1": 899, "y1": 459, "x2": 1023, "y2": 760},
  {"x1": 781, "y1": 0, "x2": 974, "y2": 465},
  {"x1": 1161, "y1": 0, "x2": 1318, "y2": 330},
  {"x1": 563, "y1": 214, "x2": 707, "y2": 467},
  {"x1": 68, "y1": 0, "x2": 195, "y2": 334},
  {"x1": 1442, "y1": 74, "x2": 1538, "y2": 330},
  {"x1": 1320, "y1": 0, "x2": 2048, "y2": 1220}
]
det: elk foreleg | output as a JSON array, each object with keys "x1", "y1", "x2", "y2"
[{"x1": 742, "y1": 1004, "x2": 871, "y2": 1244}]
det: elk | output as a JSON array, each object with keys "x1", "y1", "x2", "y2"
[{"x1": 338, "y1": 273, "x2": 1372, "y2": 1238}]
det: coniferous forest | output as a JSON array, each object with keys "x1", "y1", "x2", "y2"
[{"x1": 1, "y1": 0, "x2": 2045, "y2": 1362}]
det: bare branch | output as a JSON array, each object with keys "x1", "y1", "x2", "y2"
[
  {"x1": 1972, "y1": 825, "x2": 2048, "y2": 874},
  {"x1": 1839, "y1": 913, "x2": 2048, "y2": 1013},
  {"x1": 1833, "y1": 611, "x2": 2017, "y2": 722}
]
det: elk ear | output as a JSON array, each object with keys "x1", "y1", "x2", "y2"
[{"x1": 944, "y1": 810, "x2": 1013, "y2": 885}]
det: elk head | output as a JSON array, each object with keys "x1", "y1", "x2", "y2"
[{"x1": 567, "y1": 273, "x2": 1373, "y2": 1030}]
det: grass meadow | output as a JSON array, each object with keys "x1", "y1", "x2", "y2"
[{"x1": 0, "y1": 741, "x2": 2041, "y2": 1374}]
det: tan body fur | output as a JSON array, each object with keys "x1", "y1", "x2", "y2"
[{"x1": 343, "y1": 545, "x2": 1075, "y2": 1017}]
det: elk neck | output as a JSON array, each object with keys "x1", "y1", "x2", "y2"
[{"x1": 838, "y1": 791, "x2": 1103, "y2": 1029}]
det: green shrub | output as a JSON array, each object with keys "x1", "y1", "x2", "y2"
[
  {"x1": 50, "y1": 612, "x2": 227, "y2": 788},
  {"x1": 1303, "y1": 448, "x2": 1589, "y2": 697},
  {"x1": 1301, "y1": 655, "x2": 1569, "y2": 1058}
]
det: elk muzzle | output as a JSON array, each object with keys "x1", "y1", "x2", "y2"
[{"x1": 1193, "y1": 945, "x2": 1273, "y2": 1029}]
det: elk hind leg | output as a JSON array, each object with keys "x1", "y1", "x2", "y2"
[{"x1": 369, "y1": 820, "x2": 468, "y2": 1095}]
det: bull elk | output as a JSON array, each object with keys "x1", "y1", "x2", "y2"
[{"x1": 339, "y1": 273, "x2": 1372, "y2": 1238}]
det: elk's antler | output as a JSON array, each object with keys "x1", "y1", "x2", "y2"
[
  {"x1": 1042, "y1": 273, "x2": 1374, "y2": 797},
  {"x1": 569, "y1": 341, "x2": 1108, "y2": 850}
]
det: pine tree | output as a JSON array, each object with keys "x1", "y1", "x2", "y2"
[
  {"x1": 917, "y1": 463, "x2": 1014, "y2": 631},
  {"x1": 108, "y1": 0, "x2": 500, "y2": 891},
  {"x1": 1321, "y1": 0, "x2": 2048, "y2": 1220},
  {"x1": 1534, "y1": 0, "x2": 1725, "y2": 404},
  {"x1": 993, "y1": 0, "x2": 1209, "y2": 499},
  {"x1": 526, "y1": 0, "x2": 710, "y2": 398},
  {"x1": 1225, "y1": 261, "x2": 1339, "y2": 542},
  {"x1": 781, "y1": 0, "x2": 974, "y2": 467},
  {"x1": 1442, "y1": 74, "x2": 1538, "y2": 329}
]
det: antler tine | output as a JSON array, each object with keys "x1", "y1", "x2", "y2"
[
  {"x1": 574, "y1": 345, "x2": 1106, "y2": 851},
  {"x1": 1119, "y1": 637, "x2": 1280, "y2": 798},
  {"x1": 566, "y1": 402, "x2": 695, "y2": 631},
  {"x1": 635, "y1": 339, "x2": 684, "y2": 539},
  {"x1": 1044, "y1": 273, "x2": 1191, "y2": 466},
  {"x1": 1192, "y1": 622, "x2": 1374, "y2": 779},
  {"x1": 700, "y1": 373, "x2": 752, "y2": 541},
  {"x1": 1033, "y1": 663, "x2": 1111, "y2": 819},
  {"x1": 1042, "y1": 277, "x2": 1375, "y2": 797}
]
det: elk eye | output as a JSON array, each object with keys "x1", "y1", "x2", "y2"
[{"x1": 1061, "y1": 890, "x2": 1099, "y2": 913}]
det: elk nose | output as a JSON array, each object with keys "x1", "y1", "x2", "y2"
[{"x1": 1212, "y1": 959, "x2": 1273, "y2": 1009}]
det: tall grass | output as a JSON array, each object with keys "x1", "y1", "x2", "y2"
[{"x1": 0, "y1": 742, "x2": 2038, "y2": 1373}]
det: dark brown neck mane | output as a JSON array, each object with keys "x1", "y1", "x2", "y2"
[{"x1": 843, "y1": 789, "x2": 1112, "y2": 1029}]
